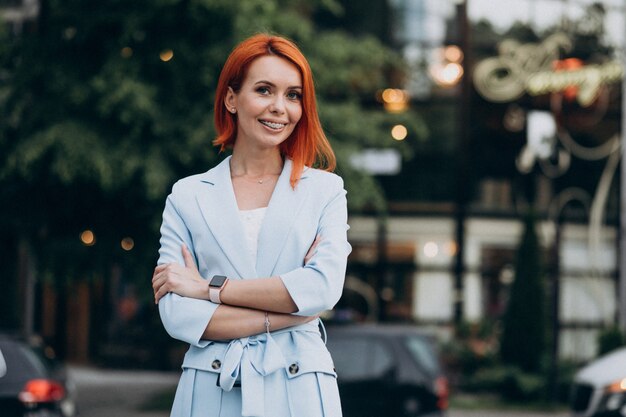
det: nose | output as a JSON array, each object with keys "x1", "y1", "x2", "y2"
[{"x1": 269, "y1": 95, "x2": 286, "y2": 114}]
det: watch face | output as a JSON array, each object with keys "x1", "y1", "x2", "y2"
[{"x1": 210, "y1": 275, "x2": 228, "y2": 288}]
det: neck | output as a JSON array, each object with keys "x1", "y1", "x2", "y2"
[{"x1": 230, "y1": 147, "x2": 284, "y2": 177}]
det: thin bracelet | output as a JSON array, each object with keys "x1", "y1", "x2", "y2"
[{"x1": 264, "y1": 312, "x2": 271, "y2": 334}]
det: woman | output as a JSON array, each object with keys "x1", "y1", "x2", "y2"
[{"x1": 151, "y1": 33, "x2": 351, "y2": 417}]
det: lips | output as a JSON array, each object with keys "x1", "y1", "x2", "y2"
[{"x1": 259, "y1": 119, "x2": 287, "y2": 130}]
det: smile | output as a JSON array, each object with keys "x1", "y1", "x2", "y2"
[{"x1": 259, "y1": 120, "x2": 287, "y2": 130}]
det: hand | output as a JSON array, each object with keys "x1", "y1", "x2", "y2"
[
  {"x1": 304, "y1": 235, "x2": 321, "y2": 265},
  {"x1": 152, "y1": 245, "x2": 207, "y2": 304}
]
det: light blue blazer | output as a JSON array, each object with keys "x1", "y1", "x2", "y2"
[{"x1": 157, "y1": 156, "x2": 351, "y2": 416}]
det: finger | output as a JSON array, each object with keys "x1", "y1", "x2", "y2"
[
  {"x1": 152, "y1": 266, "x2": 170, "y2": 284},
  {"x1": 153, "y1": 281, "x2": 161, "y2": 301},
  {"x1": 152, "y1": 273, "x2": 164, "y2": 292},
  {"x1": 152, "y1": 268, "x2": 162, "y2": 283},
  {"x1": 154, "y1": 264, "x2": 168, "y2": 274},
  {"x1": 154, "y1": 271, "x2": 178, "y2": 291},
  {"x1": 153, "y1": 264, "x2": 173, "y2": 283},
  {"x1": 155, "y1": 277, "x2": 174, "y2": 300},
  {"x1": 152, "y1": 270, "x2": 174, "y2": 292},
  {"x1": 154, "y1": 286, "x2": 168, "y2": 304},
  {"x1": 181, "y1": 244, "x2": 198, "y2": 271}
]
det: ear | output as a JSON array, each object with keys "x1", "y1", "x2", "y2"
[{"x1": 224, "y1": 87, "x2": 237, "y2": 112}]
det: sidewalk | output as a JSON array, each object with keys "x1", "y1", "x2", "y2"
[
  {"x1": 449, "y1": 411, "x2": 570, "y2": 417},
  {"x1": 68, "y1": 365, "x2": 571, "y2": 417},
  {"x1": 69, "y1": 365, "x2": 179, "y2": 417}
]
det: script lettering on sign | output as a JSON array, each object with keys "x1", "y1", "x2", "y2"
[{"x1": 473, "y1": 33, "x2": 623, "y2": 107}]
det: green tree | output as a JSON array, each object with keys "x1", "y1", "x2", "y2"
[
  {"x1": 0, "y1": 0, "x2": 424, "y2": 347},
  {"x1": 598, "y1": 326, "x2": 625, "y2": 356},
  {"x1": 500, "y1": 211, "x2": 546, "y2": 372}
]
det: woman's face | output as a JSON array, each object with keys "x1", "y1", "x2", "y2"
[{"x1": 226, "y1": 55, "x2": 303, "y2": 151}]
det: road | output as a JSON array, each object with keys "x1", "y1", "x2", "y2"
[
  {"x1": 449, "y1": 412, "x2": 569, "y2": 417},
  {"x1": 70, "y1": 365, "x2": 179, "y2": 417},
  {"x1": 70, "y1": 366, "x2": 570, "y2": 417}
]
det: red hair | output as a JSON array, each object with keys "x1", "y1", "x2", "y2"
[{"x1": 213, "y1": 33, "x2": 335, "y2": 188}]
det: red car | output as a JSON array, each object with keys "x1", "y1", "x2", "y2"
[{"x1": 0, "y1": 334, "x2": 77, "y2": 417}]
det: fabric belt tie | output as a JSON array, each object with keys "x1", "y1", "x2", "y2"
[{"x1": 219, "y1": 332, "x2": 286, "y2": 417}]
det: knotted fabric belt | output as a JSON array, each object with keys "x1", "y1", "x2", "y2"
[{"x1": 219, "y1": 331, "x2": 287, "y2": 416}]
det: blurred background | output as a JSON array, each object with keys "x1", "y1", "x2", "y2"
[{"x1": 0, "y1": 0, "x2": 625, "y2": 416}]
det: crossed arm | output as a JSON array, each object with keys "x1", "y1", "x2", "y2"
[
  {"x1": 152, "y1": 241, "x2": 320, "y2": 341},
  {"x1": 154, "y1": 177, "x2": 348, "y2": 345}
]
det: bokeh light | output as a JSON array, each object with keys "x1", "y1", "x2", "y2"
[
  {"x1": 391, "y1": 124, "x2": 408, "y2": 140},
  {"x1": 80, "y1": 230, "x2": 95, "y2": 246}
]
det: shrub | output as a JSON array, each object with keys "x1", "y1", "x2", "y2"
[
  {"x1": 500, "y1": 211, "x2": 546, "y2": 372},
  {"x1": 598, "y1": 326, "x2": 625, "y2": 356},
  {"x1": 442, "y1": 320, "x2": 499, "y2": 379},
  {"x1": 463, "y1": 365, "x2": 544, "y2": 401}
]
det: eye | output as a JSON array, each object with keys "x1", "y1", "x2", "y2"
[
  {"x1": 256, "y1": 86, "x2": 270, "y2": 95},
  {"x1": 287, "y1": 91, "x2": 302, "y2": 100}
]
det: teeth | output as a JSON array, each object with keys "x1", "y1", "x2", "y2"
[{"x1": 260, "y1": 120, "x2": 285, "y2": 129}]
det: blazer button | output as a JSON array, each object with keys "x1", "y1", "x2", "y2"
[
  {"x1": 212, "y1": 359, "x2": 221, "y2": 370},
  {"x1": 289, "y1": 363, "x2": 299, "y2": 375}
]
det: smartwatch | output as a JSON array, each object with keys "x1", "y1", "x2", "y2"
[{"x1": 209, "y1": 275, "x2": 229, "y2": 304}]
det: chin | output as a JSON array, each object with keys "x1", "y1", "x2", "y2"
[{"x1": 258, "y1": 133, "x2": 292, "y2": 147}]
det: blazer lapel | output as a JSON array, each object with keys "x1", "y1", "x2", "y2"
[
  {"x1": 255, "y1": 159, "x2": 310, "y2": 278},
  {"x1": 195, "y1": 156, "x2": 257, "y2": 279}
]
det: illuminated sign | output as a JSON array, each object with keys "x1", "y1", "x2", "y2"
[{"x1": 473, "y1": 33, "x2": 624, "y2": 107}]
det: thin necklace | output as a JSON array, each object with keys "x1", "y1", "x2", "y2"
[{"x1": 232, "y1": 172, "x2": 281, "y2": 185}]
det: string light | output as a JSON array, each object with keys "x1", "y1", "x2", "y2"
[
  {"x1": 430, "y1": 45, "x2": 464, "y2": 87},
  {"x1": 121, "y1": 237, "x2": 135, "y2": 251},
  {"x1": 80, "y1": 230, "x2": 95, "y2": 246},
  {"x1": 160, "y1": 49, "x2": 174, "y2": 62},
  {"x1": 380, "y1": 88, "x2": 409, "y2": 113},
  {"x1": 391, "y1": 124, "x2": 408, "y2": 140}
]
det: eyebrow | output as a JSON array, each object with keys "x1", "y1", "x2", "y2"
[{"x1": 254, "y1": 80, "x2": 302, "y2": 89}]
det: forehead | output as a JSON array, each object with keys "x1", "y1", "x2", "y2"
[{"x1": 244, "y1": 55, "x2": 302, "y2": 86}]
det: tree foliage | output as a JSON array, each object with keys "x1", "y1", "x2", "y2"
[{"x1": 0, "y1": 0, "x2": 424, "y2": 292}]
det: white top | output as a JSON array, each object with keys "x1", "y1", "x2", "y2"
[{"x1": 238, "y1": 207, "x2": 267, "y2": 261}]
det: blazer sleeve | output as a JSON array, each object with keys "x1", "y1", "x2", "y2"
[
  {"x1": 280, "y1": 176, "x2": 352, "y2": 316},
  {"x1": 156, "y1": 184, "x2": 219, "y2": 347}
]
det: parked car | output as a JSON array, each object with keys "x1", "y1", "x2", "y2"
[
  {"x1": 0, "y1": 334, "x2": 77, "y2": 417},
  {"x1": 570, "y1": 346, "x2": 626, "y2": 417},
  {"x1": 325, "y1": 323, "x2": 448, "y2": 417}
]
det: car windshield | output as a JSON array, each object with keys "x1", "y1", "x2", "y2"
[
  {"x1": 327, "y1": 336, "x2": 394, "y2": 381},
  {"x1": 403, "y1": 335, "x2": 440, "y2": 375},
  {"x1": 0, "y1": 340, "x2": 47, "y2": 387},
  {"x1": 0, "y1": 348, "x2": 6, "y2": 377}
]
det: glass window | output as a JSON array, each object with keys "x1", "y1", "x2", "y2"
[
  {"x1": 0, "y1": 340, "x2": 43, "y2": 386},
  {"x1": 328, "y1": 336, "x2": 395, "y2": 381},
  {"x1": 328, "y1": 338, "x2": 370, "y2": 381},
  {"x1": 370, "y1": 341, "x2": 394, "y2": 376},
  {"x1": 0, "y1": 348, "x2": 6, "y2": 377},
  {"x1": 404, "y1": 336, "x2": 440, "y2": 375}
]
